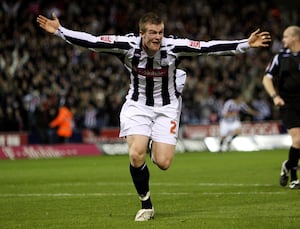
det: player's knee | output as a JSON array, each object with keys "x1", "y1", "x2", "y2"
[
  {"x1": 291, "y1": 136, "x2": 300, "y2": 148},
  {"x1": 157, "y1": 163, "x2": 169, "y2": 170},
  {"x1": 151, "y1": 145, "x2": 175, "y2": 170},
  {"x1": 156, "y1": 159, "x2": 172, "y2": 170},
  {"x1": 293, "y1": 141, "x2": 300, "y2": 149},
  {"x1": 129, "y1": 150, "x2": 146, "y2": 167}
]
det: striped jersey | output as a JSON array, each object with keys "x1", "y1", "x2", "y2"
[
  {"x1": 55, "y1": 26, "x2": 250, "y2": 107},
  {"x1": 221, "y1": 99, "x2": 249, "y2": 122}
]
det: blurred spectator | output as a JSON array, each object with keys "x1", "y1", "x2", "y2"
[
  {"x1": 1, "y1": 106, "x2": 20, "y2": 131},
  {"x1": 251, "y1": 90, "x2": 272, "y2": 121},
  {"x1": 0, "y1": 0, "x2": 299, "y2": 143},
  {"x1": 105, "y1": 93, "x2": 123, "y2": 127},
  {"x1": 49, "y1": 102, "x2": 75, "y2": 144},
  {"x1": 83, "y1": 101, "x2": 100, "y2": 135},
  {"x1": 2, "y1": 0, "x2": 22, "y2": 18},
  {"x1": 32, "y1": 100, "x2": 51, "y2": 144}
]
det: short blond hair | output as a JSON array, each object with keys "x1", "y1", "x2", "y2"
[{"x1": 139, "y1": 12, "x2": 163, "y2": 33}]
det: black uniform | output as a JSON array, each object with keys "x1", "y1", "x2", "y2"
[{"x1": 265, "y1": 49, "x2": 300, "y2": 129}]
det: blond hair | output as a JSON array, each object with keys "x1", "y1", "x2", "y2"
[{"x1": 139, "y1": 12, "x2": 163, "y2": 33}]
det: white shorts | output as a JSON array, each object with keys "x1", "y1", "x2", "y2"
[
  {"x1": 219, "y1": 119, "x2": 241, "y2": 137},
  {"x1": 119, "y1": 99, "x2": 182, "y2": 145}
]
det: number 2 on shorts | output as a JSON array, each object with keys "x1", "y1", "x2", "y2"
[{"x1": 170, "y1": 120, "x2": 177, "y2": 134}]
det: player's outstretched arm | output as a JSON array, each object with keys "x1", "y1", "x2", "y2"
[
  {"x1": 37, "y1": 12, "x2": 60, "y2": 34},
  {"x1": 248, "y1": 29, "x2": 271, "y2": 48}
]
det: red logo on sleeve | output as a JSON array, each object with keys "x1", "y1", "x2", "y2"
[
  {"x1": 100, "y1": 36, "x2": 113, "y2": 43},
  {"x1": 189, "y1": 40, "x2": 200, "y2": 48}
]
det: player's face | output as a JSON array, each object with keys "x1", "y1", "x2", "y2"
[
  {"x1": 282, "y1": 28, "x2": 294, "y2": 49},
  {"x1": 141, "y1": 23, "x2": 164, "y2": 56}
]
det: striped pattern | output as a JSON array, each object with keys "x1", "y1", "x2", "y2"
[
  {"x1": 56, "y1": 26, "x2": 249, "y2": 107},
  {"x1": 221, "y1": 99, "x2": 249, "y2": 122}
]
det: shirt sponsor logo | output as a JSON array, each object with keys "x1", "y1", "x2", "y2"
[
  {"x1": 133, "y1": 66, "x2": 168, "y2": 78},
  {"x1": 99, "y1": 36, "x2": 113, "y2": 43},
  {"x1": 189, "y1": 40, "x2": 200, "y2": 48}
]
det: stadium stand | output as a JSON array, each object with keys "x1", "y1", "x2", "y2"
[{"x1": 0, "y1": 0, "x2": 299, "y2": 143}]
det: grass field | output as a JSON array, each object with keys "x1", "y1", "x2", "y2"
[{"x1": 1, "y1": 149, "x2": 300, "y2": 229}]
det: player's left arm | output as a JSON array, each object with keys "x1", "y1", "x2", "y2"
[
  {"x1": 247, "y1": 29, "x2": 271, "y2": 48},
  {"x1": 172, "y1": 29, "x2": 271, "y2": 57}
]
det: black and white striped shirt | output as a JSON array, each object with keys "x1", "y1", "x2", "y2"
[
  {"x1": 56, "y1": 26, "x2": 250, "y2": 107},
  {"x1": 221, "y1": 99, "x2": 249, "y2": 122}
]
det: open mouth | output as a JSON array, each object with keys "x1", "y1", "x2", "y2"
[{"x1": 152, "y1": 41, "x2": 161, "y2": 47}]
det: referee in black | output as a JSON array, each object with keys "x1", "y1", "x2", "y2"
[{"x1": 263, "y1": 25, "x2": 300, "y2": 189}]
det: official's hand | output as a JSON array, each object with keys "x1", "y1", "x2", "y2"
[
  {"x1": 37, "y1": 12, "x2": 60, "y2": 34},
  {"x1": 273, "y1": 95, "x2": 285, "y2": 106},
  {"x1": 248, "y1": 29, "x2": 271, "y2": 48}
]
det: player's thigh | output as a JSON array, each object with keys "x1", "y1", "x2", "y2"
[
  {"x1": 281, "y1": 105, "x2": 300, "y2": 129},
  {"x1": 151, "y1": 103, "x2": 180, "y2": 145},
  {"x1": 231, "y1": 121, "x2": 241, "y2": 134},
  {"x1": 220, "y1": 121, "x2": 230, "y2": 136},
  {"x1": 119, "y1": 100, "x2": 153, "y2": 137}
]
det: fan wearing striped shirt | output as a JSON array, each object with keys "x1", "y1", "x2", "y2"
[{"x1": 37, "y1": 11, "x2": 271, "y2": 221}]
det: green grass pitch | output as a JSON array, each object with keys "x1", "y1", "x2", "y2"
[{"x1": 1, "y1": 149, "x2": 300, "y2": 229}]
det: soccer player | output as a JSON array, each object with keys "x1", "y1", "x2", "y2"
[
  {"x1": 37, "y1": 12, "x2": 271, "y2": 220},
  {"x1": 219, "y1": 91, "x2": 258, "y2": 152},
  {"x1": 262, "y1": 25, "x2": 300, "y2": 189}
]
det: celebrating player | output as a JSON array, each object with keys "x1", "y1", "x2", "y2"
[{"x1": 37, "y1": 11, "x2": 271, "y2": 221}]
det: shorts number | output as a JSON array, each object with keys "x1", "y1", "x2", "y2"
[{"x1": 170, "y1": 121, "x2": 177, "y2": 134}]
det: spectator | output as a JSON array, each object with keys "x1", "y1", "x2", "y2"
[
  {"x1": 251, "y1": 90, "x2": 272, "y2": 121},
  {"x1": 1, "y1": 106, "x2": 19, "y2": 131},
  {"x1": 49, "y1": 102, "x2": 74, "y2": 144},
  {"x1": 32, "y1": 100, "x2": 51, "y2": 144},
  {"x1": 83, "y1": 101, "x2": 100, "y2": 135}
]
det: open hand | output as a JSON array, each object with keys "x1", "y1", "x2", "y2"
[
  {"x1": 248, "y1": 29, "x2": 272, "y2": 48},
  {"x1": 37, "y1": 12, "x2": 60, "y2": 34}
]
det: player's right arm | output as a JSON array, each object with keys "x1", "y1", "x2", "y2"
[
  {"x1": 37, "y1": 13, "x2": 131, "y2": 54},
  {"x1": 37, "y1": 12, "x2": 60, "y2": 34}
]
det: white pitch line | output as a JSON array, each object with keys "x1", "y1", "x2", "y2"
[
  {"x1": 0, "y1": 191, "x2": 285, "y2": 198},
  {"x1": 2, "y1": 182, "x2": 277, "y2": 187},
  {"x1": 0, "y1": 192, "x2": 187, "y2": 198},
  {"x1": 153, "y1": 183, "x2": 276, "y2": 187}
]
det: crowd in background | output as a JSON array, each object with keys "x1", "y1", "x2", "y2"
[{"x1": 1, "y1": 0, "x2": 299, "y2": 140}]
